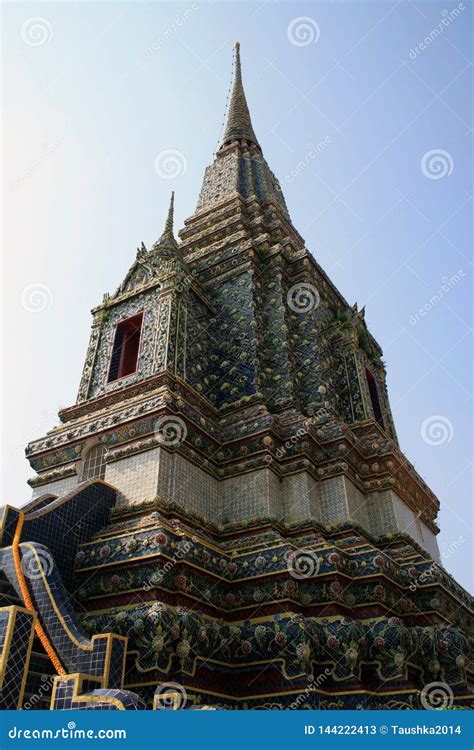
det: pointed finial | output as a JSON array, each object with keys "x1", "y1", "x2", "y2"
[
  {"x1": 164, "y1": 191, "x2": 174, "y2": 236},
  {"x1": 234, "y1": 42, "x2": 243, "y2": 86},
  {"x1": 151, "y1": 192, "x2": 179, "y2": 257},
  {"x1": 220, "y1": 43, "x2": 260, "y2": 149}
]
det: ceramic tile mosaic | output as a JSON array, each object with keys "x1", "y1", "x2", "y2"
[
  {"x1": 158, "y1": 451, "x2": 218, "y2": 518},
  {"x1": 31, "y1": 475, "x2": 78, "y2": 501},
  {"x1": 221, "y1": 468, "x2": 280, "y2": 522},
  {"x1": 106, "y1": 448, "x2": 161, "y2": 508},
  {"x1": 345, "y1": 479, "x2": 369, "y2": 530},
  {"x1": 3, "y1": 44, "x2": 470, "y2": 713},
  {"x1": 366, "y1": 490, "x2": 398, "y2": 537},
  {"x1": 319, "y1": 476, "x2": 349, "y2": 524},
  {"x1": 0, "y1": 606, "x2": 36, "y2": 709},
  {"x1": 281, "y1": 472, "x2": 320, "y2": 523}
]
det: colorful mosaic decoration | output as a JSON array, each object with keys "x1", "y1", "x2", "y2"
[{"x1": 0, "y1": 44, "x2": 472, "y2": 711}]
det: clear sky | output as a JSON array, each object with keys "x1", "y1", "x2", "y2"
[{"x1": 2, "y1": 1, "x2": 472, "y2": 591}]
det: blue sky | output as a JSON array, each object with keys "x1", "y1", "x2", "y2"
[{"x1": 2, "y1": 1, "x2": 472, "y2": 590}]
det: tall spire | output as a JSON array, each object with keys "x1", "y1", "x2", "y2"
[
  {"x1": 196, "y1": 43, "x2": 289, "y2": 216},
  {"x1": 220, "y1": 42, "x2": 260, "y2": 149},
  {"x1": 161, "y1": 191, "x2": 175, "y2": 240},
  {"x1": 152, "y1": 192, "x2": 179, "y2": 256}
]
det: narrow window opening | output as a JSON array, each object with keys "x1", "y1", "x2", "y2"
[
  {"x1": 366, "y1": 368, "x2": 384, "y2": 428},
  {"x1": 82, "y1": 445, "x2": 107, "y2": 481},
  {"x1": 107, "y1": 312, "x2": 143, "y2": 382}
]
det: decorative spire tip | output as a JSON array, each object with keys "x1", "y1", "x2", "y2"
[
  {"x1": 164, "y1": 191, "x2": 174, "y2": 235},
  {"x1": 219, "y1": 41, "x2": 259, "y2": 149}
]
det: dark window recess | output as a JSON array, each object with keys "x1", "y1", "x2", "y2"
[
  {"x1": 366, "y1": 368, "x2": 384, "y2": 427},
  {"x1": 107, "y1": 313, "x2": 143, "y2": 382}
]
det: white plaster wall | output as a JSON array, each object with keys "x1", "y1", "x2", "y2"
[
  {"x1": 31, "y1": 474, "x2": 78, "y2": 501},
  {"x1": 105, "y1": 447, "x2": 161, "y2": 508},
  {"x1": 29, "y1": 449, "x2": 439, "y2": 561},
  {"x1": 268, "y1": 470, "x2": 283, "y2": 520},
  {"x1": 393, "y1": 493, "x2": 417, "y2": 535},
  {"x1": 221, "y1": 468, "x2": 281, "y2": 523},
  {"x1": 345, "y1": 478, "x2": 369, "y2": 529},
  {"x1": 393, "y1": 493, "x2": 440, "y2": 560},
  {"x1": 366, "y1": 490, "x2": 398, "y2": 537},
  {"x1": 281, "y1": 472, "x2": 320, "y2": 523},
  {"x1": 158, "y1": 451, "x2": 218, "y2": 519},
  {"x1": 319, "y1": 475, "x2": 349, "y2": 525},
  {"x1": 419, "y1": 521, "x2": 440, "y2": 561}
]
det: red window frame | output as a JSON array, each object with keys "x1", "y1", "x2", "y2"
[{"x1": 107, "y1": 312, "x2": 144, "y2": 383}]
